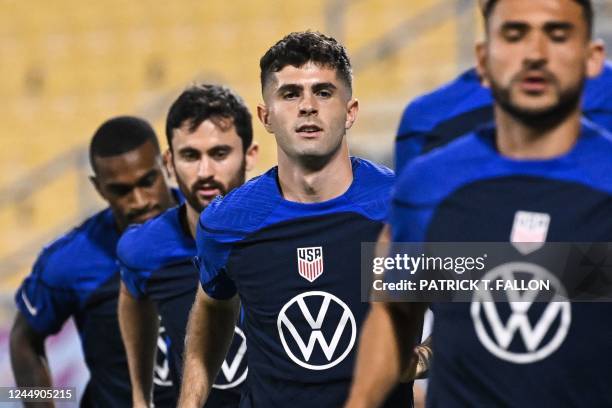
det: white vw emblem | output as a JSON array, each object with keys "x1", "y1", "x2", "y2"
[
  {"x1": 277, "y1": 291, "x2": 356, "y2": 370},
  {"x1": 213, "y1": 327, "x2": 248, "y2": 389},
  {"x1": 471, "y1": 262, "x2": 571, "y2": 364}
]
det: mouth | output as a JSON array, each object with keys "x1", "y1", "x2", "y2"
[
  {"x1": 518, "y1": 72, "x2": 550, "y2": 94},
  {"x1": 295, "y1": 124, "x2": 323, "y2": 138},
  {"x1": 129, "y1": 207, "x2": 161, "y2": 223},
  {"x1": 195, "y1": 185, "x2": 222, "y2": 200}
]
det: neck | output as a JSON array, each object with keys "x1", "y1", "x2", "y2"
[
  {"x1": 186, "y1": 204, "x2": 200, "y2": 239},
  {"x1": 277, "y1": 141, "x2": 353, "y2": 203},
  {"x1": 495, "y1": 106, "x2": 582, "y2": 159}
]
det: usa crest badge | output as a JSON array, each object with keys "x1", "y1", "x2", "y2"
[
  {"x1": 510, "y1": 211, "x2": 551, "y2": 255},
  {"x1": 297, "y1": 247, "x2": 324, "y2": 282}
]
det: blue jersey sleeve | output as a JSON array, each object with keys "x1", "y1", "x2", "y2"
[
  {"x1": 117, "y1": 226, "x2": 151, "y2": 299},
  {"x1": 196, "y1": 198, "x2": 240, "y2": 300},
  {"x1": 395, "y1": 101, "x2": 428, "y2": 175},
  {"x1": 15, "y1": 252, "x2": 78, "y2": 336},
  {"x1": 196, "y1": 226, "x2": 238, "y2": 300},
  {"x1": 118, "y1": 262, "x2": 150, "y2": 299}
]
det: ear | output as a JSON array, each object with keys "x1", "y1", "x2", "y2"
[
  {"x1": 345, "y1": 98, "x2": 359, "y2": 130},
  {"x1": 163, "y1": 149, "x2": 175, "y2": 180},
  {"x1": 257, "y1": 104, "x2": 274, "y2": 134},
  {"x1": 586, "y1": 39, "x2": 606, "y2": 79},
  {"x1": 89, "y1": 175, "x2": 106, "y2": 199},
  {"x1": 475, "y1": 40, "x2": 491, "y2": 88},
  {"x1": 244, "y1": 142, "x2": 259, "y2": 172}
]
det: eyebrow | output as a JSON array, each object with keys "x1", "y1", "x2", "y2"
[
  {"x1": 275, "y1": 82, "x2": 338, "y2": 95},
  {"x1": 312, "y1": 82, "x2": 337, "y2": 92},
  {"x1": 207, "y1": 144, "x2": 233, "y2": 153},
  {"x1": 107, "y1": 169, "x2": 158, "y2": 188},
  {"x1": 543, "y1": 22, "x2": 574, "y2": 32},
  {"x1": 177, "y1": 146, "x2": 200, "y2": 154},
  {"x1": 276, "y1": 84, "x2": 303, "y2": 95},
  {"x1": 500, "y1": 20, "x2": 575, "y2": 31},
  {"x1": 500, "y1": 21, "x2": 529, "y2": 31},
  {"x1": 136, "y1": 169, "x2": 158, "y2": 183}
]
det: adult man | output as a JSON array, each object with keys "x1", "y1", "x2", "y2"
[
  {"x1": 11, "y1": 116, "x2": 176, "y2": 407},
  {"x1": 117, "y1": 84, "x2": 258, "y2": 407},
  {"x1": 179, "y1": 32, "x2": 411, "y2": 407},
  {"x1": 346, "y1": 0, "x2": 611, "y2": 406},
  {"x1": 394, "y1": 0, "x2": 612, "y2": 174}
]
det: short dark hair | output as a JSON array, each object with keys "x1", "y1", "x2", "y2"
[
  {"x1": 260, "y1": 31, "x2": 353, "y2": 94},
  {"x1": 165, "y1": 84, "x2": 253, "y2": 152},
  {"x1": 482, "y1": 0, "x2": 593, "y2": 37},
  {"x1": 89, "y1": 116, "x2": 160, "y2": 173}
]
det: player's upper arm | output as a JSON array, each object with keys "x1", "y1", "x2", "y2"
[
  {"x1": 14, "y1": 250, "x2": 78, "y2": 336},
  {"x1": 10, "y1": 311, "x2": 46, "y2": 347}
]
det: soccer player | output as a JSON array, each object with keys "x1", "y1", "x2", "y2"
[
  {"x1": 10, "y1": 117, "x2": 177, "y2": 407},
  {"x1": 117, "y1": 84, "x2": 258, "y2": 407},
  {"x1": 179, "y1": 32, "x2": 412, "y2": 407},
  {"x1": 346, "y1": 0, "x2": 611, "y2": 406},
  {"x1": 394, "y1": 0, "x2": 612, "y2": 174}
]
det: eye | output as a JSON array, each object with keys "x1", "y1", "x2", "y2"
[
  {"x1": 317, "y1": 89, "x2": 333, "y2": 98},
  {"x1": 549, "y1": 28, "x2": 569, "y2": 42},
  {"x1": 180, "y1": 150, "x2": 200, "y2": 161},
  {"x1": 282, "y1": 91, "x2": 298, "y2": 100},
  {"x1": 211, "y1": 148, "x2": 230, "y2": 160},
  {"x1": 108, "y1": 185, "x2": 132, "y2": 197},
  {"x1": 502, "y1": 28, "x2": 525, "y2": 42},
  {"x1": 138, "y1": 171, "x2": 159, "y2": 188}
]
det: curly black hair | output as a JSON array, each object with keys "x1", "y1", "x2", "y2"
[
  {"x1": 259, "y1": 31, "x2": 353, "y2": 94},
  {"x1": 165, "y1": 84, "x2": 253, "y2": 152}
]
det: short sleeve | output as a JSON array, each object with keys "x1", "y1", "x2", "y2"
[
  {"x1": 14, "y1": 255, "x2": 78, "y2": 336},
  {"x1": 395, "y1": 103, "x2": 428, "y2": 175},
  {"x1": 119, "y1": 261, "x2": 150, "y2": 299},
  {"x1": 196, "y1": 221, "x2": 238, "y2": 300}
]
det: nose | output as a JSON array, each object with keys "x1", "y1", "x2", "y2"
[
  {"x1": 298, "y1": 92, "x2": 318, "y2": 116},
  {"x1": 524, "y1": 32, "x2": 548, "y2": 67},
  {"x1": 197, "y1": 157, "x2": 214, "y2": 180},
  {"x1": 131, "y1": 186, "x2": 152, "y2": 209}
]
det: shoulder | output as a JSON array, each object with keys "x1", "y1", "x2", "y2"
[
  {"x1": 201, "y1": 168, "x2": 282, "y2": 235},
  {"x1": 118, "y1": 206, "x2": 192, "y2": 271},
  {"x1": 33, "y1": 209, "x2": 118, "y2": 287},
  {"x1": 395, "y1": 131, "x2": 492, "y2": 206},
  {"x1": 398, "y1": 68, "x2": 491, "y2": 133},
  {"x1": 351, "y1": 157, "x2": 394, "y2": 190},
  {"x1": 345, "y1": 157, "x2": 395, "y2": 221},
  {"x1": 585, "y1": 61, "x2": 612, "y2": 108},
  {"x1": 578, "y1": 121, "x2": 612, "y2": 190}
]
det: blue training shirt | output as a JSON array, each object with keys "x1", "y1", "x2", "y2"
[
  {"x1": 391, "y1": 120, "x2": 612, "y2": 407},
  {"x1": 196, "y1": 157, "x2": 412, "y2": 408},
  {"x1": 117, "y1": 204, "x2": 246, "y2": 406},
  {"x1": 395, "y1": 61, "x2": 612, "y2": 174},
  {"x1": 15, "y1": 208, "x2": 174, "y2": 407}
]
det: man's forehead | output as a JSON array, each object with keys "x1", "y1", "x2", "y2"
[
  {"x1": 270, "y1": 62, "x2": 342, "y2": 88},
  {"x1": 489, "y1": 0, "x2": 582, "y2": 25},
  {"x1": 94, "y1": 141, "x2": 160, "y2": 181},
  {"x1": 173, "y1": 118, "x2": 242, "y2": 150}
]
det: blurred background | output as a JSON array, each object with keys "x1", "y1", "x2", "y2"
[{"x1": 1, "y1": 0, "x2": 611, "y2": 395}]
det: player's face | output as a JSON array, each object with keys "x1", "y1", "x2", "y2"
[
  {"x1": 258, "y1": 62, "x2": 358, "y2": 164},
  {"x1": 168, "y1": 119, "x2": 257, "y2": 213},
  {"x1": 91, "y1": 140, "x2": 174, "y2": 230},
  {"x1": 477, "y1": 0, "x2": 604, "y2": 122}
]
